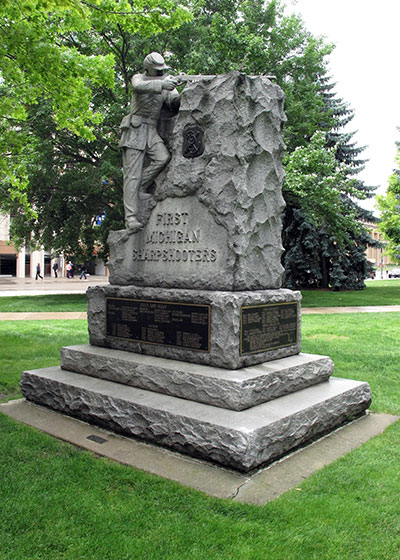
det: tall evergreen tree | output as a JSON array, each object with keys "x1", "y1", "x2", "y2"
[{"x1": 282, "y1": 76, "x2": 379, "y2": 290}]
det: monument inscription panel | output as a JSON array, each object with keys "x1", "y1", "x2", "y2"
[
  {"x1": 133, "y1": 197, "x2": 227, "y2": 270},
  {"x1": 106, "y1": 297, "x2": 210, "y2": 351},
  {"x1": 240, "y1": 302, "x2": 298, "y2": 355}
]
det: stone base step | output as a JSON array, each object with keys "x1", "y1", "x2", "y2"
[
  {"x1": 20, "y1": 367, "x2": 371, "y2": 472},
  {"x1": 60, "y1": 345, "x2": 333, "y2": 411}
]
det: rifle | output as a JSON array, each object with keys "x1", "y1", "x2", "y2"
[
  {"x1": 172, "y1": 73, "x2": 276, "y2": 86},
  {"x1": 172, "y1": 74, "x2": 217, "y2": 86}
]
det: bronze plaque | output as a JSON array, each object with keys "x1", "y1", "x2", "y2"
[
  {"x1": 106, "y1": 298, "x2": 210, "y2": 352},
  {"x1": 240, "y1": 302, "x2": 298, "y2": 355}
]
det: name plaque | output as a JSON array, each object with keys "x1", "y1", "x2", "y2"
[
  {"x1": 240, "y1": 302, "x2": 298, "y2": 355},
  {"x1": 106, "y1": 298, "x2": 210, "y2": 352}
]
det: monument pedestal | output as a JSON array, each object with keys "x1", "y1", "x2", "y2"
[
  {"x1": 21, "y1": 286, "x2": 371, "y2": 472},
  {"x1": 86, "y1": 285, "x2": 302, "y2": 369},
  {"x1": 58, "y1": 345, "x2": 334, "y2": 410}
]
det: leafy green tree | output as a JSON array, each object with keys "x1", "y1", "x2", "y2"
[
  {"x1": 0, "y1": 0, "x2": 191, "y2": 257},
  {"x1": 0, "y1": 0, "x2": 190, "y2": 135},
  {"x1": 0, "y1": 0, "x2": 191, "y2": 229},
  {"x1": 283, "y1": 131, "x2": 360, "y2": 239},
  {"x1": 282, "y1": 131, "x2": 374, "y2": 290},
  {"x1": 376, "y1": 151, "x2": 400, "y2": 263}
]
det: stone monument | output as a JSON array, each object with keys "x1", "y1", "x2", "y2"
[{"x1": 20, "y1": 56, "x2": 371, "y2": 472}]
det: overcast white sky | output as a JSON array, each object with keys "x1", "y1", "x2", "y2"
[{"x1": 289, "y1": 0, "x2": 400, "y2": 214}]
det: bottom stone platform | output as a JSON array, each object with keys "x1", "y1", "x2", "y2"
[{"x1": 21, "y1": 366, "x2": 371, "y2": 472}]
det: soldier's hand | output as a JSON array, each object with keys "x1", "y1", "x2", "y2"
[{"x1": 162, "y1": 76, "x2": 177, "y2": 91}]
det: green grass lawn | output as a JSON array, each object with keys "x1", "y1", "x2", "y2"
[
  {"x1": 0, "y1": 313, "x2": 400, "y2": 559},
  {"x1": 0, "y1": 279, "x2": 399, "y2": 312},
  {"x1": 0, "y1": 293, "x2": 88, "y2": 312},
  {"x1": 301, "y1": 313, "x2": 400, "y2": 415},
  {"x1": 301, "y1": 279, "x2": 400, "y2": 307},
  {"x1": 1, "y1": 412, "x2": 398, "y2": 560},
  {"x1": 0, "y1": 320, "x2": 88, "y2": 400}
]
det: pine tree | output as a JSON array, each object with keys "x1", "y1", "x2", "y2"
[{"x1": 282, "y1": 76, "x2": 379, "y2": 290}]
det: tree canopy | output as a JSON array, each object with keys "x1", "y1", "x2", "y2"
[
  {"x1": 0, "y1": 0, "x2": 190, "y2": 135},
  {"x1": 0, "y1": 0, "x2": 191, "y2": 225},
  {"x1": 282, "y1": 75, "x2": 378, "y2": 290},
  {"x1": 376, "y1": 149, "x2": 400, "y2": 263},
  {"x1": 283, "y1": 131, "x2": 362, "y2": 241}
]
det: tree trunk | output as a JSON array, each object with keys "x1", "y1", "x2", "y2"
[{"x1": 321, "y1": 255, "x2": 329, "y2": 288}]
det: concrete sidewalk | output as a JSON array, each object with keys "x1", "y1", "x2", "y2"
[
  {"x1": 0, "y1": 275, "x2": 109, "y2": 297},
  {"x1": 1, "y1": 305, "x2": 399, "y2": 321},
  {"x1": 1, "y1": 276, "x2": 399, "y2": 317},
  {"x1": 301, "y1": 305, "x2": 400, "y2": 314},
  {"x1": 0, "y1": 311, "x2": 87, "y2": 320},
  {"x1": 1, "y1": 399, "x2": 397, "y2": 505}
]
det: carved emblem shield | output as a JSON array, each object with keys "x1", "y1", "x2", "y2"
[{"x1": 182, "y1": 126, "x2": 205, "y2": 158}]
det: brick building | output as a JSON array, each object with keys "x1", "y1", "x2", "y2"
[{"x1": 364, "y1": 221, "x2": 392, "y2": 274}]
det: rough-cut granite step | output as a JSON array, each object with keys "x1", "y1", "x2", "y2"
[
  {"x1": 60, "y1": 345, "x2": 333, "y2": 411},
  {"x1": 20, "y1": 367, "x2": 371, "y2": 472}
]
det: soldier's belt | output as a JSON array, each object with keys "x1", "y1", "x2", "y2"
[{"x1": 140, "y1": 117, "x2": 158, "y2": 126}]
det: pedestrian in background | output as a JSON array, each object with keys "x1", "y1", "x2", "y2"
[
  {"x1": 35, "y1": 263, "x2": 43, "y2": 280},
  {"x1": 66, "y1": 262, "x2": 72, "y2": 278}
]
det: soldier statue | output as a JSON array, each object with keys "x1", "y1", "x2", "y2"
[{"x1": 119, "y1": 52, "x2": 180, "y2": 230}]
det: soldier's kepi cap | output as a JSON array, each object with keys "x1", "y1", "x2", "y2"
[{"x1": 144, "y1": 52, "x2": 169, "y2": 70}]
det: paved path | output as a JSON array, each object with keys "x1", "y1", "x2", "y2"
[
  {"x1": 301, "y1": 305, "x2": 400, "y2": 314},
  {"x1": 0, "y1": 275, "x2": 108, "y2": 297},
  {"x1": 0, "y1": 305, "x2": 399, "y2": 320},
  {"x1": 0, "y1": 312, "x2": 87, "y2": 320},
  {"x1": 1, "y1": 277, "x2": 400, "y2": 318}
]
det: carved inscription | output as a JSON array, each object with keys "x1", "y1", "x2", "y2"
[
  {"x1": 133, "y1": 209, "x2": 219, "y2": 264},
  {"x1": 240, "y1": 302, "x2": 298, "y2": 355},
  {"x1": 106, "y1": 298, "x2": 210, "y2": 352}
]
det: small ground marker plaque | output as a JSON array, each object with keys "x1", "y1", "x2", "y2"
[{"x1": 87, "y1": 434, "x2": 108, "y2": 444}]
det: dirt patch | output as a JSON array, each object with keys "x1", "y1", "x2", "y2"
[{"x1": 0, "y1": 391, "x2": 22, "y2": 403}]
